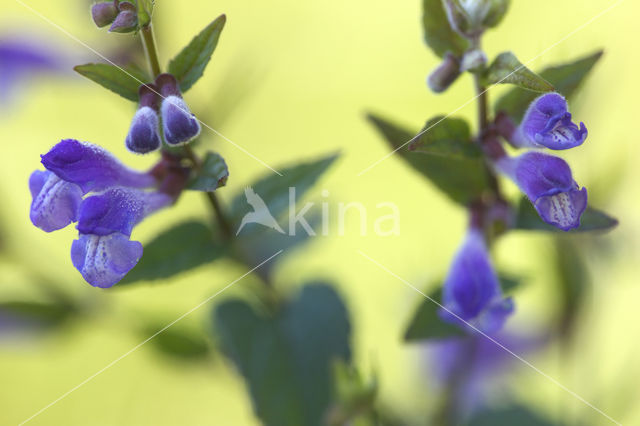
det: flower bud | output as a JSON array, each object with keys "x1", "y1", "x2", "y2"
[
  {"x1": 91, "y1": 2, "x2": 119, "y2": 28},
  {"x1": 156, "y1": 73, "x2": 201, "y2": 145},
  {"x1": 427, "y1": 53, "x2": 461, "y2": 93},
  {"x1": 109, "y1": 2, "x2": 138, "y2": 33},
  {"x1": 126, "y1": 84, "x2": 162, "y2": 154}
]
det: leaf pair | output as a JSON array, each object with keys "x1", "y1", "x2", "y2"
[{"x1": 75, "y1": 14, "x2": 227, "y2": 101}]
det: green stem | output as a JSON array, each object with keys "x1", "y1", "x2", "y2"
[
  {"x1": 474, "y1": 74, "x2": 501, "y2": 199},
  {"x1": 140, "y1": 25, "x2": 162, "y2": 78},
  {"x1": 140, "y1": 24, "x2": 233, "y2": 241}
]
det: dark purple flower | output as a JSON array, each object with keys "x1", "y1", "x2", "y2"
[
  {"x1": 29, "y1": 170, "x2": 82, "y2": 232},
  {"x1": 41, "y1": 139, "x2": 156, "y2": 192},
  {"x1": 72, "y1": 188, "x2": 171, "y2": 288},
  {"x1": 495, "y1": 152, "x2": 588, "y2": 231},
  {"x1": 512, "y1": 93, "x2": 587, "y2": 150},
  {"x1": 126, "y1": 85, "x2": 161, "y2": 154},
  {"x1": 439, "y1": 229, "x2": 514, "y2": 334},
  {"x1": 108, "y1": 2, "x2": 138, "y2": 34},
  {"x1": 157, "y1": 73, "x2": 201, "y2": 145}
]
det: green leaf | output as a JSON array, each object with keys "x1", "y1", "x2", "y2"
[
  {"x1": 168, "y1": 14, "x2": 226, "y2": 93},
  {"x1": 403, "y1": 287, "x2": 465, "y2": 342},
  {"x1": 119, "y1": 221, "x2": 227, "y2": 285},
  {"x1": 74, "y1": 63, "x2": 148, "y2": 102},
  {"x1": 215, "y1": 283, "x2": 351, "y2": 426},
  {"x1": 408, "y1": 116, "x2": 480, "y2": 158},
  {"x1": 188, "y1": 152, "x2": 229, "y2": 191},
  {"x1": 495, "y1": 50, "x2": 603, "y2": 119},
  {"x1": 144, "y1": 323, "x2": 212, "y2": 361},
  {"x1": 484, "y1": 52, "x2": 554, "y2": 92},
  {"x1": 229, "y1": 153, "x2": 339, "y2": 224},
  {"x1": 422, "y1": 0, "x2": 470, "y2": 58},
  {"x1": 0, "y1": 301, "x2": 76, "y2": 331},
  {"x1": 514, "y1": 197, "x2": 618, "y2": 233},
  {"x1": 136, "y1": 0, "x2": 154, "y2": 28},
  {"x1": 482, "y1": 0, "x2": 511, "y2": 28},
  {"x1": 468, "y1": 406, "x2": 558, "y2": 426},
  {"x1": 367, "y1": 114, "x2": 489, "y2": 205}
]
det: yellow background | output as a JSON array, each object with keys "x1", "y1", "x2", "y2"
[{"x1": 1, "y1": 0, "x2": 638, "y2": 425}]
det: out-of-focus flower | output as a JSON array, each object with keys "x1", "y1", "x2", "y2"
[
  {"x1": 29, "y1": 140, "x2": 186, "y2": 288},
  {"x1": 0, "y1": 37, "x2": 64, "y2": 105},
  {"x1": 108, "y1": 2, "x2": 138, "y2": 33},
  {"x1": 502, "y1": 93, "x2": 588, "y2": 150},
  {"x1": 427, "y1": 53, "x2": 461, "y2": 93},
  {"x1": 157, "y1": 73, "x2": 201, "y2": 145},
  {"x1": 439, "y1": 228, "x2": 514, "y2": 334},
  {"x1": 494, "y1": 152, "x2": 588, "y2": 231},
  {"x1": 126, "y1": 84, "x2": 162, "y2": 154},
  {"x1": 91, "y1": 2, "x2": 119, "y2": 28}
]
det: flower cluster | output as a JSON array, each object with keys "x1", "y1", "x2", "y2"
[
  {"x1": 492, "y1": 93, "x2": 589, "y2": 231},
  {"x1": 29, "y1": 139, "x2": 187, "y2": 288},
  {"x1": 126, "y1": 74, "x2": 201, "y2": 154}
]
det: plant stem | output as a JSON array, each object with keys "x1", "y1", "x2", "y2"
[
  {"x1": 140, "y1": 24, "x2": 233, "y2": 240},
  {"x1": 473, "y1": 74, "x2": 501, "y2": 198},
  {"x1": 141, "y1": 25, "x2": 162, "y2": 78}
]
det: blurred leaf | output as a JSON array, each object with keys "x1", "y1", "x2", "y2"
[
  {"x1": 467, "y1": 406, "x2": 558, "y2": 426},
  {"x1": 168, "y1": 14, "x2": 226, "y2": 93},
  {"x1": 215, "y1": 283, "x2": 351, "y2": 426},
  {"x1": 119, "y1": 221, "x2": 227, "y2": 285},
  {"x1": 187, "y1": 152, "x2": 229, "y2": 191},
  {"x1": 367, "y1": 113, "x2": 489, "y2": 205},
  {"x1": 144, "y1": 323, "x2": 212, "y2": 361},
  {"x1": 514, "y1": 197, "x2": 618, "y2": 233},
  {"x1": 136, "y1": 0, "x2": 154, "y2": 28},
  {"x1": 495, "y1": 50, "x2": 603, "y2": 119},
  {"x1": 408, "y1": 116, "x2": 479, "y2": 158},
  {"x1": 0, "y1": 301, "x2": 75, "y2": 331},
  {"x1": 229, "y1": 153, "x2": 339, "y2": 224},
  {"x1": 499, "y1": 273, "x2": 523, "y2": 294},
  {"x1": 74, "y1": 63, "x2": 147, "y2": 101},
  {"x1": 483, "y1": 52, "x2": 554, "y2": 92},
  {"x1": 553, "y1": 238, "x2": 589, "y2": 334},
  {"x1": 404, "y1": 287, "x2": 465, "y2": 342},
  {"x1": 482, "y1": 0, "x2": 511, "y2": 28},
  {"x1": 422, "y1": 0, "x2": 469, "y2": 58},
  {"x1": 327, "y1": 361, "x2": 378, "y2": 426}
]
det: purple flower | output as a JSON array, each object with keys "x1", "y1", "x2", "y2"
[
  {"x1": 29, "y1": 140, "x2": 184, "y2": 288},
  {"x1": 495, "y1": 152, "x2": 588, "y2": 231},
  {"x1": 29, "y1": 170, "x2": 82, "y2": 232},
  {"x1": 157, "y1": 73, "x2": 201, "y2": 145},
  {"x1": 72, "y1": 188, "x2": 171, "y2": 288},
  {"x1": 0, "y1": 37, "x2": 64, "y2": 105},
  {"x1": 424, "y1": 332, "x2": 548, "y2": 416},
  {"x1": 126, "y1": 85, "x2": 161, "y2": 154},
  {"x1": 91, "y1": 2, "x2": 119, "y2": 28},
  {"x1": 511, "y1": 93, "x2": 588, "y2": 150},
  {"x1": 439, "y1": 229, "x2": 514, "y2": 334},
  {"x1": 41, "y1": 139, "x2": 156, "y2": 192}
]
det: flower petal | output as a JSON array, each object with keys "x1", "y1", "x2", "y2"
[
  {"x1": 41, "y1": 139, "x2": 156, "y2": 192},
  {"x1": 77, "y1": 187, "x2": 172, "y2": 236},
  {"x1": 29, "y1": 170, "x2": 82, "y2": 232},
  {"x1": 71, "y1": 233, "x2": 142, "y2": 288},
  {"x1": 161, "y1": 96, "x2": 201, "y2": 145},
  {"x1": 535, "y1": 186, "x2": 588, "y2": 231}
]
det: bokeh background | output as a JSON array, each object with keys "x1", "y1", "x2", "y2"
[{"x1": 1, "y1": 0, "x2": 639, "y2": 425}]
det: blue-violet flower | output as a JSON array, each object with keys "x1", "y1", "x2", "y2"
[
  {"x1": 494, "y1": 152, "x2": 588, "y2": 231},
  {"x1": 507, "y1": 93, "x2": 588, "y2": 150},
  {"x1": 126, "y1": 84, "x2": 162, "y2": 154},
  {"x1": 439, "y1": 228, "x2": 514, "y2": 334},
  {"x1": 157, "y1": 73, "x2": 201, "y2": 145}
]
